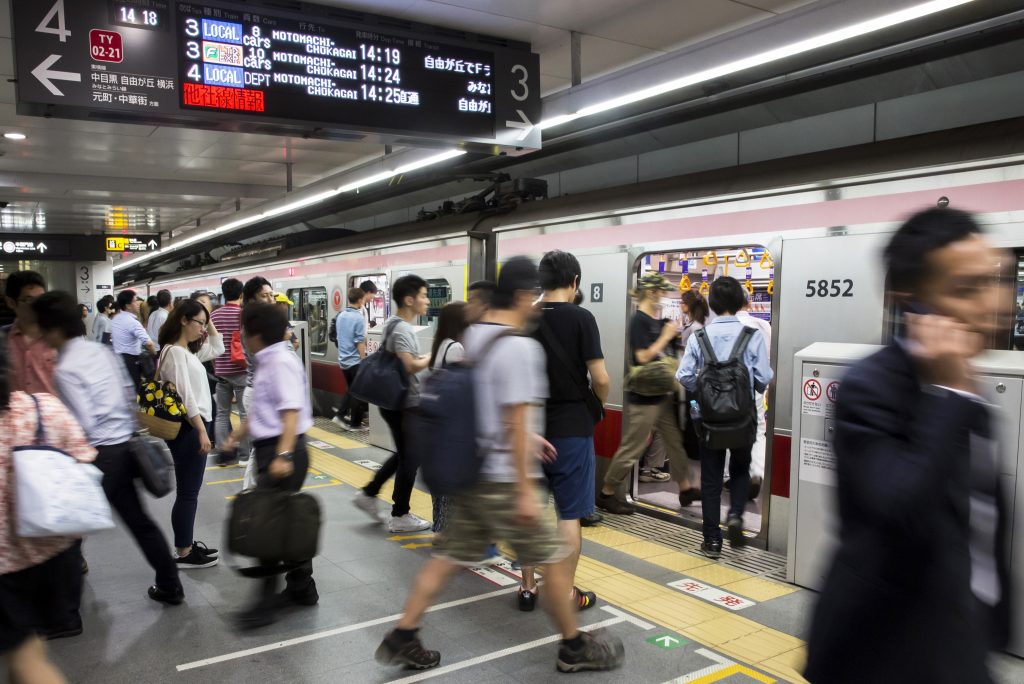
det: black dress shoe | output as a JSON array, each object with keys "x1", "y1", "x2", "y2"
[
  {"x1": 699, "y1": 541, "x2": 722, "y2": 559},
  {"x1": 678, "y1": 488, "x2": 701, "y2": 507},
  {"x1": 283, "y1": 583, "x2": 319, "y2": 606},
  {"x1": 148, "y1": 585, "x2": 185, "y2": 606},
  {"x1": 517, "y1": 587, "x2": 538, "y2": 612},
  {"x1": 580, "y1": 512, "x2": 603, "y2": 527},
  {"x1": 748, "y1": 476, "x2": 763, "y2": 502},
  {"x1": 596, "y1": 493, "x2": 634, "y2": 515}
]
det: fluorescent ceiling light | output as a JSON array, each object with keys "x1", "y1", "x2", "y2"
[
  {"x1": 3, "y1": 132, "x2": 26, "y2": 140},
  {"x1": 539, "y1": 0, "x2": 976, "y2": 129},
  {"x1": 114, "y1": 149, "x2": 466, "y2": 272}
]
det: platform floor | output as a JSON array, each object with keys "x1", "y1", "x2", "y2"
[{"x1": 47, "y1": 423, "x2": 1024, "y2": 684}]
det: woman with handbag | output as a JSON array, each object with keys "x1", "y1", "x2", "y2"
[
  {"x1": 156, "y1": 300, "x2": 224, "y2": 569},
  {"x1": 597, "y1": 274, "x2": 698, "y2": 514},
  {"x1": 33, "y1": 292, "x2": 184, "y2": 606},
  {"x1": 0, "y1": 339, "x2": 93, "y2": 684}
]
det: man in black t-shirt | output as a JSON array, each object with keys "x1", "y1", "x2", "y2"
[
  {"x1": 598, "y1": 274, "x2": 698, "y2": 515},
  {"x1": 518, "y1": 251, "x2": 611, "y2": 614}
]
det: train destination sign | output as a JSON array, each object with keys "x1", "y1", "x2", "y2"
[{"x1": 11, "y1": 0, "x2": 542, "y2": 150}]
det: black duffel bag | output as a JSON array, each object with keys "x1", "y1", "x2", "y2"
[
  {"x1": 348, "y1": 318, "x2": 409, "y2": 411},
  {"x1": 227, "y1": 488, "x2": 321, "y2": 563},
  {"x1": 129, "y1": 432, "x2": 175, "y2": 498}
]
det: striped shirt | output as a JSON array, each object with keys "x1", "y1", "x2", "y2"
[{"x1": 210, "y1": 303, "x2": 245, "y2": 377}]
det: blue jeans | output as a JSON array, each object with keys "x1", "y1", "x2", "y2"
[
  {"x1": 166, "y1": 420, "x2": 211, "y2": 549},
  {"x1": 699, "y1": 435, "x2": 752, "y2": 543}
]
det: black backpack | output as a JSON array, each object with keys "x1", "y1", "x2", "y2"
[
  {"x1": 328, "y1": 313, "x2": 339, "y2": 345},
  {"x1": 693, "y1": 327, "x2": 757, "y2": 450}
]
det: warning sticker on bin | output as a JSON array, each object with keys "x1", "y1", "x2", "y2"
[
  {"x1": 801, "y1": 376, "x2": 838, "y2": 418},
  {"x1": 799, "y1": 437, "x2": 836, "y2": 486}
]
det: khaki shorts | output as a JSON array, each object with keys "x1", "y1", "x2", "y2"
[{"x1": 433, "y1": 481, "x2": 566, "y2": 566}]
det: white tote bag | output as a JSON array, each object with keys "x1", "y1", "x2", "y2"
[{"x1": 13, "y1": 396, "x2": 114, "y2": 538}]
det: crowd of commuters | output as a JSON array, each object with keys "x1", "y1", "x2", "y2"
[{"x1": 0, "y1": 206, "x2": 1012, "y2": 681}]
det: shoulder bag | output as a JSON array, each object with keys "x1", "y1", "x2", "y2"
[
  {"x1": 227, "y1": 488, "x2": 321, "y2": 564},
  {"x1": 13, "y1": 395, "x2": 114, "y2": 537},
  {"x1": 136, "y1": 346, "x2": 187, "y2": 440},
  {"x1": 348, "y1": 319, "x2": 410, "y2": 411},
  {"x1": 536, "y1": 318, "x2": 605, "y2": 424}
]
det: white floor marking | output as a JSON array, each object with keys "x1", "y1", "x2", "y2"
[
  {"x1": 661, "y1": 648, "x2": 737, "y2": 683},
  {"x1": 600, "y1": 605, "x2": 656, "y2": 630},
  {"x1": 384, "y1": 609, "x2": 630, "y2": 684},
  {"x1": 468, "y1": 566, "x2": 520, "y2": 587},
  {"x1": 175, "y1": 587, "x2": 516, "y2": 671}
]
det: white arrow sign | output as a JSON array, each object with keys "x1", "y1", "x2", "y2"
[
  {"x1": 147, "y1": 240, "x2": 158, "y2": 249},
  {"x1": 655, "y1": 636, "x2": 680, "y2": 648},
  {"x1": 505, "y1": 109, "x2": 533, "y2": 141},
  {"x1": 32, "y1": 54, "x2": 81, "y2": 97},
  {"x1": 36, "y1": 243, "x2": 47, "y2": 253}
]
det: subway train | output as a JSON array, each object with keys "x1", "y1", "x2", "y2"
[{"x1": 130, "y1": 152, "x2": 1024, "y2": 555}]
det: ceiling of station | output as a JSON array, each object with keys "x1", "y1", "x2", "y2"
[{"x1": 0, "y1": 0, "x2": 809, "y2": 243}]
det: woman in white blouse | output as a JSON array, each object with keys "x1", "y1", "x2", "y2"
[{"x1": 156, "y1": 299, "x2": 224, "y2": 569}]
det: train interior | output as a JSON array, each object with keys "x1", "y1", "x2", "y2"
[{"x1": 629, "y1": 246, "x2": 775, "y2": 536}]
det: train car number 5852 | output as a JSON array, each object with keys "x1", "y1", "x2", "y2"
[{"x1": 805, "y1": 279, "x2": 854, "y2": 298}]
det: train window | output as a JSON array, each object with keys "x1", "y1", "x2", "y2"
[
  {"x1": 285, "y1": 287, "x2": 329, "y2": 356},
  {"x1": 1010, "y1": 251, "x2": 1023, "y2": 351},
  {"x1": 350, "y1": 274, "x2": 389, "y2": 330}
]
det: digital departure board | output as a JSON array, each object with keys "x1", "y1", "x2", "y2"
[{"x1": 11, "y1": 0, "x2": 541, "y2": 150}]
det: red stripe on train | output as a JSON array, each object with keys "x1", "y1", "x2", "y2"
[{"x1": 310, "y1": 365, "x2": 793, "y2": 500}]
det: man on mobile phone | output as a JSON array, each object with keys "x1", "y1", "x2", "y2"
[{"x1": 805, "y1": 208, "x2": 1013, "y2": 683}]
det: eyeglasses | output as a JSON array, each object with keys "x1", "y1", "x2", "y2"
[{"x1": 189, "y1": 318, "x2": 208, "y2": 326}]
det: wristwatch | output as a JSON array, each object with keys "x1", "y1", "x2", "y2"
[{"x1": 277, "y1": 451, "x2": 294, "y2": 462}]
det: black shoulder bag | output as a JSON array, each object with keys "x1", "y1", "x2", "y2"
[
  {"x1": 348, "y1": 318, "x2": 410, "y2": 411},
  {"x1": 537, "y1": 317, "x2": 605, "y2": 425}
]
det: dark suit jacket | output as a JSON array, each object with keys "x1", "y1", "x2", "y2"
[{"x1": 804, "y1": 343, "x2": 1011, "y2": 684}]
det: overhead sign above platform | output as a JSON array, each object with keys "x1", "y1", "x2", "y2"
[
  {"x1": 0, "y1": 233, "x2": 107, "y2": 261},
  {"x1": 12, "y1": 0, "x2": 541, "y2": 151}
]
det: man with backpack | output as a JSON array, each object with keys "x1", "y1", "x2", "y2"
[
  {"x1": 211, "y1": 278, "x2": 249, "y2": 465},
  {"x1": 375, "y1": 257, "x2": 624, "y2": 674},
  {"x1": 677, "y1": 277, "x2": 772, "y2": 559},
  {"x1": 352, "y1": 274, "x2": 432, "y2": 533}
]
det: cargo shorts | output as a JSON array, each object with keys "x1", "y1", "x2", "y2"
[{"x1": 432, "y1": 481, "x2": 567, "y2": 566}]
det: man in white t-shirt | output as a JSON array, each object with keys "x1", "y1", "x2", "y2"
[{"x1": 374, "y1": 257, "x2": 624, "y2": 674}]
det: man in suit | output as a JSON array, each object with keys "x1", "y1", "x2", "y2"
[{"x1": 805, "y1": 208, "x2": 1013, "y2": 683}]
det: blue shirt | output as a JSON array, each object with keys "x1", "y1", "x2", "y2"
[
  {"x1": 336, "y1": 307, "x2": 366, "y2": 369},
  {"x1": 677, "y1": 315, "x2": 773, "y2": 397},
  {"x1": 111, "y1": 311, "x2": 152, "y2": 355},
  {"x1": 54, "y1": 337, "x2": 136, "y2": 446}
]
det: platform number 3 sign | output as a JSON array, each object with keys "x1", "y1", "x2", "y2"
[{"x1": 590, "y1": 283, "x2": 604, "y2": 303}]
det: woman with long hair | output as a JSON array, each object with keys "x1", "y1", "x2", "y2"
[
  {"x1": 156, "y1": 300, "x2": 223, "y2": 569},
  {"x1": 427, "y1": 302, "x2": 470, "y2": 533},
  {"x1": 679, "y1": 289, "x2": 710, "y2": 348},
  {"x1": 0, "y1": 339, "x2": 92, "y2": 684}
]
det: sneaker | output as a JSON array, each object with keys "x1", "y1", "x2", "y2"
[
  {"x1": 387, "y1": 513, "x2": 432, "y2": 533},
  {"x1": 556, "y1": 630, "x2": 625, "y2": 673},
  {"x1": 639, "y1": 469, "x2": 670, "y2": 483},
  {"x1": 478, "y1": 544, "x2": 503, "y2": 565},
  {"x1": 748, "y1": 476, "x2": 763, "y2": 502},
  {"x1": 573, "y1": 586, "x2": 597, "y2": 611},
  {"x1": 176, "y1": 547, "x2": 218, "y2": 568},
  {"x1": 678, "y1": 488, "x2": 701, "y2": 508},
  {"x1": 518, "y1": 587, "x2": 538, "y2": 612},
  {"x1": 699, "y1": 540, "x2": 722, "y2": 559},
  {"x1": 353, "y1": 493, "x2": 385, "y2": 523},
  {"x1": 331, "y1": 415, "x2": 346, "y2": 428},
  {"x1": 596, "y1": 492, "x2": 634, "y2": 515},
  {"x1": 375, "y1": 630, "x2": 441, "y2": 670},
  {"x1": 580, "y1": 512, "x2": 603, "y2": 527},
  {"x1": 192, "y1": 540, "x2": 218, "y2": 557},
  {"x1": 727, "y1": 515, "x2": 747, "y2": 548},
  {"x1": 148, "y1": 584, "x2": 184, "y2": 606}
]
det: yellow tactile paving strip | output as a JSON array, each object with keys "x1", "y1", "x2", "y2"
[{"x1": 304, "y1": 435, "x2": 809, "y2": 683}]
